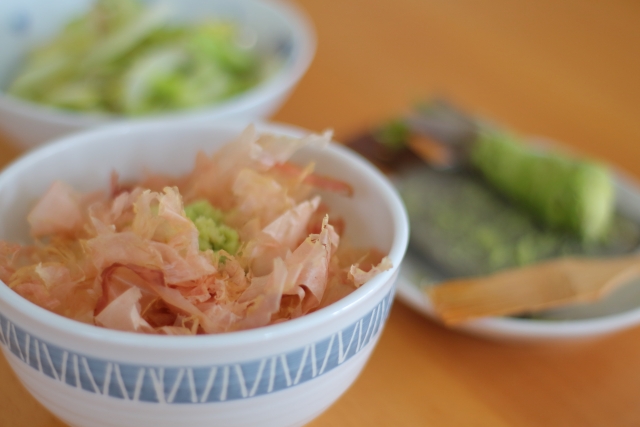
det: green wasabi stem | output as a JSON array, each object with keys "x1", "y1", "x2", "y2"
[
  {"x1": 185, "y1": 200, "x2": 239, "y2": 254},
  {"x1": 374, "y1": 119, "x2": 411, "y2": 151},
  {"x1": 469, "y1": 129, "x2": 615, "y2": 241}
]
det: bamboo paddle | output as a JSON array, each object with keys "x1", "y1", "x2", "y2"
[{"x1": 426, "y1": 255, "x2": 640, "y2": 325}]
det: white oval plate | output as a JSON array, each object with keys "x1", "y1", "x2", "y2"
[{"x1": 394, "y1": 171, "x2": 640, "y2": 343}]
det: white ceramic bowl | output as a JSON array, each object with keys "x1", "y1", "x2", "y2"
[
  {"x1": 0, "y1": 121, "x2": 409, "y2": 427},
  {"x1": 0, "y1": 0, "x2": 315, "y2": 149}
]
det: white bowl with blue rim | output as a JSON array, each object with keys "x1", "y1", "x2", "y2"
[
  {"x1": 0, "y1": 120, "x2": 409, "y2": 427},
  {"x1": 0, "y1": 0, "x2": 315, "y2": 149}
]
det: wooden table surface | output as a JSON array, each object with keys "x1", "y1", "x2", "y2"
[{"x1": 2, "y1": 0, "x2": 640, "y2": 426}]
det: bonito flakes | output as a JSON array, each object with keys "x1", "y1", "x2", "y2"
[{"x1": 0, "y1": 126, "x2": 391, "y2": 335}]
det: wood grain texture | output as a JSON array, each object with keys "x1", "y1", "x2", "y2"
[{"x1": 1, "y1": 0, "x2": 640, "y2": 426}]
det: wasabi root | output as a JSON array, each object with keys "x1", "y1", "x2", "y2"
[{"x1": 470, "y1": 129, "x2": 614, "y2": 241}]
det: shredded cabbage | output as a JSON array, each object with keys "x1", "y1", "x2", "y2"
[{"x1": 7, "y1": 0, "x2": 272, "y2": 115}]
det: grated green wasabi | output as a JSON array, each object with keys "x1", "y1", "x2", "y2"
[
  {"x1": 470, "y1": 129, "x2": 615, "y2": 241},
  {"x1": 185, "y1": 200, "x2": 239, "y2": 254},
  {"x1": 401, "y1": 168, "x2": 639, "y2": 277}
]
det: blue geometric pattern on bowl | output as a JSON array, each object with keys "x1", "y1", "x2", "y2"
[{"x1": 0, "y1": 290, "x2": 392, "y2": 404}]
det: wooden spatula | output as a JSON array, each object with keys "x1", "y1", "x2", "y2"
[{"x1": 426, "y1": 255, "x2": 640, "y2": 325}]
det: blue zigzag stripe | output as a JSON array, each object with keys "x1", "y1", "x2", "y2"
[{"x1": 0, "y1": 289, "x2": 393, "y2": 403}]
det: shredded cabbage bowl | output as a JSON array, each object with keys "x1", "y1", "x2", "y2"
[{"x1": 7, "y1": 0, "x2": 281, "y2": 115}]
